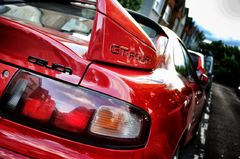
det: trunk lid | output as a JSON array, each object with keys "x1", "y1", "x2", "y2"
[
  {"x1": 0, "y1": 2, "x2": 94, "y2": 84},
  {"x1": 0, "y1": 0, "x2": 160, "y2": 86}
]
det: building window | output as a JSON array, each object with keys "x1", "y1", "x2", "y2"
[
  {"x1": 162, "y1": 5, "x2": 171, "y2": 23},
  {"x1": 153, "y1": 0, "x2": 162, "y2": 13},
  {"x1": 172, "y1": 18, "x2": 179, "y2": 32}
]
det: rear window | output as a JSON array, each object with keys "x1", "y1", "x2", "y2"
[
  {"x1": 205, "y1": 56, "x2": 213, "y2": 73},
  {"x1": 0, "y1": 2, "x2": 96, "y2": 38},
  {"x1": 128, "y1": 10, "x2": 167, "y2": 42},
  {"x1": 139, "y1": 24, "x2": 158, "y2": 40}
]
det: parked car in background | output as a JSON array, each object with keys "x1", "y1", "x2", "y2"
[
  {"x1": 0, "y1": 0, "x2": 207, "y2": 159},
  {"x1": 188, "y1": 50, "x2": 205, "y2": 75},
  {"x1": 188, "y1": 50, "x2": 212, "y2": 93},
  {"x1": 204, "y1": 55, "x2": 214, "y2": 93}
]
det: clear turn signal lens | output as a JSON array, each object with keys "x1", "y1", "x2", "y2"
[{"x1": 90, "y1": 106, "x2": 141, "y2": 138}]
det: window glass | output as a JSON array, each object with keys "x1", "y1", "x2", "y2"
[
  {"x1": 172, "y1": 18, "x2": 179, "y2": 31},
  {"x1": 140, "y1": 24, "x2": 158, "y2": 40},
  {"x1": 180, "y1": 43, "x2": 194, "y2": 75},
  {"x1": 0, "y1": 3, "x2": 95, "y2": 38},
  {"x1": 162, "y1": 5, "x2": 171, "y2": 23},
  {"x1": 204, "y1": 56, "x2": 213, "y2": 74},
  {"x1": 153, "y1": 0, "x2": 162, "y2": 12},
  {"x1": 173, "y1": 40, "x2": 188, "y2": 77}
]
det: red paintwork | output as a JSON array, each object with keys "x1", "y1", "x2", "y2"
[
  {"x1": 97, "y1": 0, "x2": 154, "y2": 49},
  {"x1": 0, "y1": 63, "x2": 18, "y2": 96},
  {"x1": 197, "y1": 57, "x2": 205, "y2": 74},
  {"x1": 86, "y1": 0, "x2": 160, "y2": 70},
  {"x1": 0, "y1": 119, "x2": 144, "y2": 159},
  {"x1": 80, "y1": 63, "x2": 195, "y2": 159},
  {"x1": 0, "y1": 17, "x2": 90, "y2": 85},
  {"x1": 0, "y1": 146, "x2": 30, "y2": 159},
  {"x1": 0, "y1": 0, "x2": 206, "y2": 158}
]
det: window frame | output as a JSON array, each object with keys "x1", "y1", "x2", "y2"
[
  {"x1": 153, "y1": 0, "x2": 163, "y2": 14},
  {"x1": 162, "y1": 4, "x2": 171, "y2": 23},
  {"x1": 172, "y1": 39, "x2": 188, "y2": 77}
]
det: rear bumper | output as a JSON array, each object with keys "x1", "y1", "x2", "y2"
[
  {"x1": 0, "y1": 118, "x2": 144, "y2": 159},
  {"x1": 0, "y1": 146, "x2": 30, "y2": 159}
]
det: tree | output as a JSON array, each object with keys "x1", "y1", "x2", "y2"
[
  {"x1": 198, "y1": 31, "x2": 206, "y2": 42},
  {"x1": 199, "y1": 41, "x2": 240, "y2": 87},
  {"x1": 117, "y1": 0, "x2": 143, "y2": 11}
]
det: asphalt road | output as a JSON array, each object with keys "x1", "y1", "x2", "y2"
[{"x1": 182, "y1": 83, "x2": 240, "y2": 159}]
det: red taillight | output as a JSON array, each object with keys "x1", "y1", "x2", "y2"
[
  {"x1": 54, "y1": 107, "x2": 93, "y2": 133},
  {"x1": 23, "y1": 98, "x2": 55, "y2": 122},
  {"x1": 1, "y1": 71, "x2": 150, "y2": 149}
]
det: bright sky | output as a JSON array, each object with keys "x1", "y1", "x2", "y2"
[{"x1": 185, "y1": 0, "x2": 240, "y2": 41}]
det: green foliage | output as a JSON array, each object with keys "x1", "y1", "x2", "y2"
[
  {"x1": 200, "y1": 41, "x2": 240, "y2": 87},
  {"x1": 117, "y1": 0, "x2": 143, "y2": 11},
  {"x1": 198, "y1": 31, "x2": 206, "y2": 42}
]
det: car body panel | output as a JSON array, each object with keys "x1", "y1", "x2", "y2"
[
  {"x1": 0, "y1": 16, "x2": 90, "y2": 85},
  {"x1": 0, "y1": 146, "x2": 30, "y2": 159},
  {"x1": 86, "y1": 12, "x2": 158, "y2": 69},
  {"x1": 158, "y1": 27, "x2": 206, "y2": 148},
  {"x1": 0, "y1": 63, "x2": 18, "y2": 96},
  {"x1": 0, "y1": 119, "x2": 144, "y2": 159},
  {"x1": 188, "y1": 50, "x2": 212, "y2": 93},
  {"x1": 96, "y1": 0, "x2": 154, "y2": 49},
  {"x1": 86, "y1": 0, "x2": 162, "y2": 70},
  {"x1": 184, "y1": 82, "x2": 205, "y2": 143},
  {"x1": 80, "y1": 63, "x2": 193, "y2": 158},
  {"x1": 0, "y1": 0, "x2": 206, "y2": 159}
]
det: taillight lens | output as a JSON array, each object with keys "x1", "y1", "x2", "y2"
[
  {"x1": 90, "y1": 106, "x2": 141, "y2": 138},
  {"x1": 1, "y1": 71, "x2": 150, "y2": 149}
]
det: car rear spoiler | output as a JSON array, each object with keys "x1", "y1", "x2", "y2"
[
  {"x1": 86, "y1": 0, "x2": 162, "y2": 70},
  {"x1": 0, "y1": 0, "x2": 162, "y2": 70}
]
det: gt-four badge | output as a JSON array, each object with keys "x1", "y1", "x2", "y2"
[{"x1": 111, "y1": 44, "x2": 151, "y2": 64}]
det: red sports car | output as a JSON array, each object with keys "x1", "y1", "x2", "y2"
[{"x1": 0, "y1": 0, "x2": 207, "y2": 158}]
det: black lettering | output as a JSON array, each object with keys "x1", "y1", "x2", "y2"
[
  {"x1": 109, "y1": 45, "x2": 152, "y2": 65},
  {"x1": 120, "y1": 46, "x2": 129, "y2": 56},
  {"x1": 53, "y1": 64, "x2": 65, "y2": 72},
  {"x1": 145, "y1": 57, "x2": 151, "y2": 64},
  {"x1": 111, "y1": 45, "x2": 120, "y2": 54},
  {"x1": 129, "y1": 52, "x2": 135, "y2": 59},
  {"x1": 37, "y1": 59, "x2": 48, "y2": 67},
  {"x1": 140, "y1": 55, "x2": 145, "y2": 62},
  {"x1": 135, "y1": 53, "x2": 141, "y2": 61},
  {"x1": 64, "y1": 67, "x2": 73, "y2": 75},
  {"x1": 28, "y1": 56, "x2": 48, "y2": 66},
  {"x1": 28, "y1": 56, "x2": 73, "y2": 75}
]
